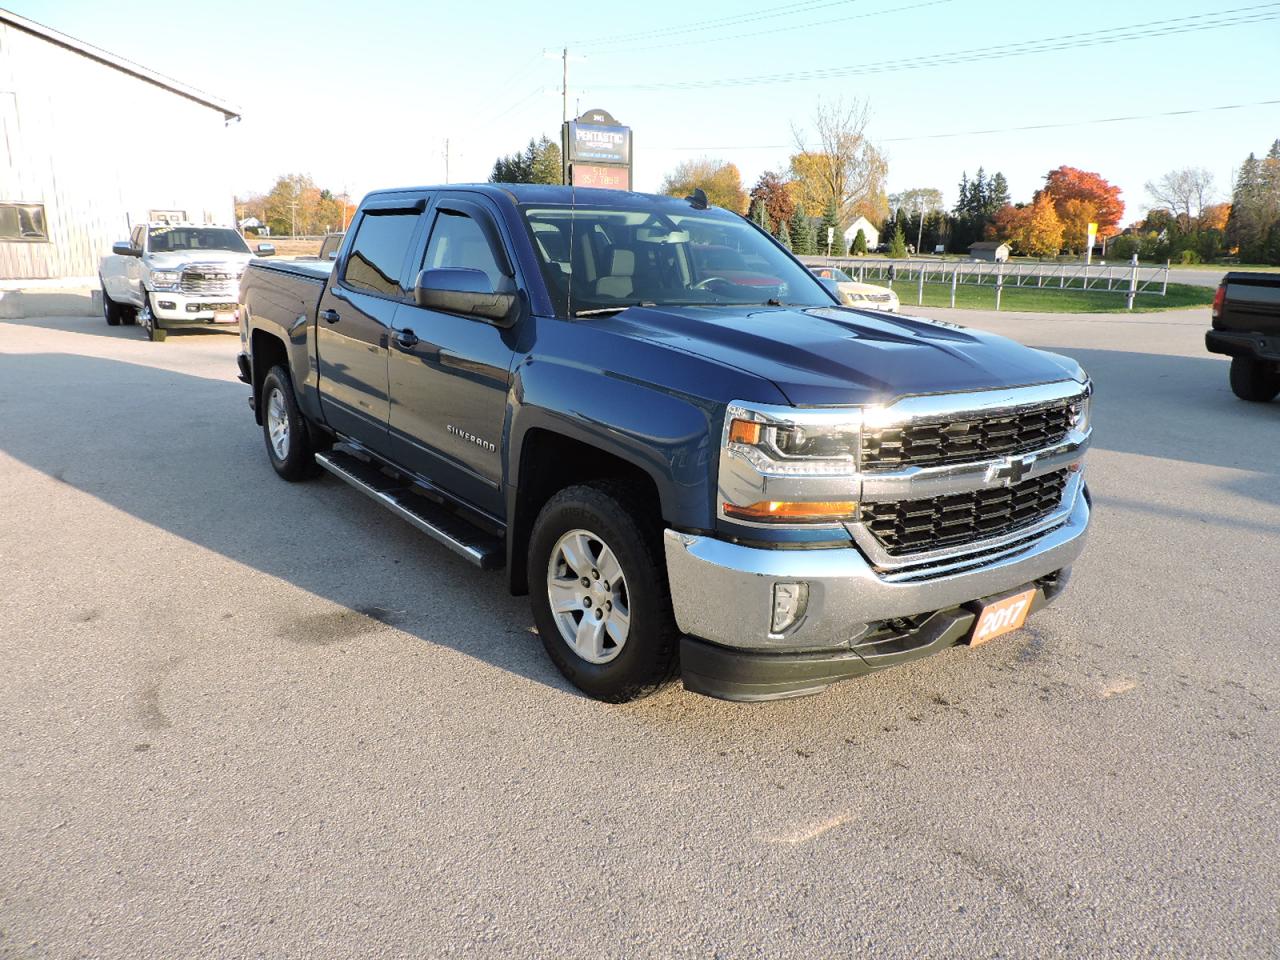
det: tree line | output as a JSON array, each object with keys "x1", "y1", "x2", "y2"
[{"x1": 236, "y1": 174, "x2": 354, "y2": 237}]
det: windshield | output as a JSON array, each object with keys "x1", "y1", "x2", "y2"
[
  {"x1": 521, "y1": 203, "x2": 835, "y2": 317},
  {"x1": 148, "y1": 226, "x2": 250, "y2": 255}
]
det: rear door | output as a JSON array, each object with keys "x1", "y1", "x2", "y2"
[
  {"x1": 316, "y1": 197, "x2": 425, "y2": 452},
  {"x1": 386, "y1": 194, "x2": 519, "y2": 516}
]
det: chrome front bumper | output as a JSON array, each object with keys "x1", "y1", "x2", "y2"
[
  {"x1": 664, "y1": 480, "x2": 1090, "y2": 652},
  {"x1": 149, "y1": 291, "x2": 238, "y2": 323}
]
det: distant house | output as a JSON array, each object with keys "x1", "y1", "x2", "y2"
[
  {"x1": 969, "y1": 240, "x2": 1011, "y2": 262},
  {"x1": 842, "y1": 216, "x2": 880, "y2": 251}
]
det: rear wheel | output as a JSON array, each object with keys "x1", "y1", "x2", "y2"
[
  {"x1": 528, "y1": 482, "x2": 679, "y2": 702},
  {"x1": 100, "y1": 280, "x2": 123, "y2": 326},
  {"x1": 1229, "y1": 356, "x2": 1280, "y2": 403},
  {"x1": 261, "y1": 365, "x2": 318, "y2": 481}
]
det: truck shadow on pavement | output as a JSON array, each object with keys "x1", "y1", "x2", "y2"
[
  {"x1": 3, "y1": 312, "x2": 240, "y2": 341},
  {"x1": 0, "y1": 352, "x2": 570, "y2": 696}
]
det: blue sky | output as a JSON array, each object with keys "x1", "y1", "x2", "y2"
[{"x1": 11, "y1": 0, "x2": 1280, "y2": 221}]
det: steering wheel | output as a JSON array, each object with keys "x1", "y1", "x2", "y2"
[{"x1": 693, "y1": 276, "x2": 733, "y2": 291}]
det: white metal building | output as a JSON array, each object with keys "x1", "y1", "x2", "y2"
[{"x1": 0, "y1": 8, "x2": 240, "y2": 284}]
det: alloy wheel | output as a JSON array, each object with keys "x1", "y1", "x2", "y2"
[{"x1": 546, "y1": 528, "x2": 631, "y2": 664}]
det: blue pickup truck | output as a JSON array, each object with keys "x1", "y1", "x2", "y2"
[{"x1": 236, "y1": 184, "x2": 1092, "y2": 702}]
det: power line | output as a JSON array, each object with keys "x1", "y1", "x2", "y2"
[
  {"x1": 595, "y1": 3, "x2": 1280, "y2": 90},
  {"x1": 570, "y1": 0, "x2": 863, "y2": 47},
  {"x1": 600, "y1": 0, "x2": 954, "y2": 54},
  {"x1": 653, "y1": 98, "x2": 1280, "y2": 151}
]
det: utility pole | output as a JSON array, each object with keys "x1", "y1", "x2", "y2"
[
  {"x1": 916, "y1": 199, "x2": 926, "y2": 257},
  {"x1": 444, "y1": 138, "x2": 450, "y2": 184},
  {"x1": 562, "y1": 46, "x2": 568, "y2": 124}
]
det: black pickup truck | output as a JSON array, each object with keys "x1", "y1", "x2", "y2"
[
  {"x1": 1207, "y1": 272, "x2": 1280, "y2": 402},
  {"x1": 236, "y1": 184, "x2": 1093, "y2": 702}
]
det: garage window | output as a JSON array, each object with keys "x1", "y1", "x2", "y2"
[{"x1": 0, "y1": 202, "x2": 48, "y2": 242}]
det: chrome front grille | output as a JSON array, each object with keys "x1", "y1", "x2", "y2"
[
  {"x1": 861, "y1": 468, "x2": 1071, "y2": 557},
  {"x1": 180, "y1": 265, "x2": 240, "y2": 296},
  {"x1": 862, "y1": 399, "x2": 1075, "y2": 471}
]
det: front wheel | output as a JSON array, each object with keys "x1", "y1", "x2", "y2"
[
  {"x1": 261, "y1": 365, "x2": 318, "y2": 481},
  {"x1": 1229, "y1": 356, "x2": 1280, "y2": 403},
  {"x1": 528, "y1": 482, "x2": 679, "y2": 702},
  {"x1": 137, "y1": 292, "x2": 165, "y2": 341}
]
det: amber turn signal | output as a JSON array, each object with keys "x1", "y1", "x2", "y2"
[
  {"x1": 723, "y1": 500, "x2": 858, "y2": 522},
  {"x1": 728, "y1": 419, "x2": 763, "y2": 445}
]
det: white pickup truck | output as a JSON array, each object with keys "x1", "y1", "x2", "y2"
[{"x1": 99, "y1": 223, "x2": 275, "y2": 341}]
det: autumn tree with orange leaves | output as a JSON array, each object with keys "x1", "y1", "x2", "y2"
[
  {"x1": 993, "y1": 194, "x2": 1063, "y2": 258},
  {"x1": 1039, "y1": 166, "x2": 1124, "y2": 239}
]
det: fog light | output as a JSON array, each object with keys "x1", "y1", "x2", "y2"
[
  {"x1": 158, "y1": 300, "x2": 176, "y2": 310},
  {"x1": 771, "y1": 582, "x2": 809, "y2": 634}
]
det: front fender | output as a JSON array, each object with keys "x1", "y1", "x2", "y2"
[{"x1": 507, "y1": 357, "x2": 721, "y2": 529}]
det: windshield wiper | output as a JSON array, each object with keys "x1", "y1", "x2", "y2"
[{"x1": 573, "y1": 302, "x2": 655, "y2": 318}]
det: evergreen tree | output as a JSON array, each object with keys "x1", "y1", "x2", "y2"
[
  {"x1": 777, "y1": 219, "x2": 792, "y2": 251},
  {"x1": 788, "y1": 207, "x2": 811, "y2": 255},
  {"x1": 888, "y1": 222, "x2": 908, "y2": 258},
  {"x1": 989, "y1": 172, "x2": 1011, "y2": 212},
  {"x1": 749, "y1": 198, "x2": 772, "y2": 234},
  {"x1": 818, "y1": 200, "x2": 841, "y2": 256},
  {"x1": 851, "y1": 228, "x2": 868, "y2": 256}
]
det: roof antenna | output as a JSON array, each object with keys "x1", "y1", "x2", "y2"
[{"x1": 685, "y1": 188, "x2": 708, "y2": 210}]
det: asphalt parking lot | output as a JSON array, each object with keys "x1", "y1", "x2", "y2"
[{"x1": 1, "y1": 307, "x2": 1277, "y2": 959}]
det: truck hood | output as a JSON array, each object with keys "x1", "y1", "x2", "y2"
[
  {"x1": 145, "y1": 250, "x2": 253, "y2": 270},
  {"x1": 592, "y1": 304, "x2": 1083, "y2": 406}
]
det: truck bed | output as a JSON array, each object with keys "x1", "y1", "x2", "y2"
[{"x1": 248, "y1": 258, "x2": 334, "y2": 283}]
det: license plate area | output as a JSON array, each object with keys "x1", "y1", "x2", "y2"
[{"x1": 968, "y1": 587, "x2": 1036, "y2": 647}]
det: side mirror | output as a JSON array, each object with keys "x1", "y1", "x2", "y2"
[
  {"x1": 112, "y1": 240, "x2": 141, "y2": 257},
  {"x1": 326, "y1": 250, "x2": 339, "y2": 261},
  {"x1": 256, "y1": 243, "x2": 275, "y2": 257},
  {"x1": 414, "y1": 268, "x2": 516, "y2": 326}
]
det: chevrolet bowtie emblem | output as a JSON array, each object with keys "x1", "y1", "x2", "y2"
[{"x1": 986, "y1": 453, "x2": 1037, "y2": 486}]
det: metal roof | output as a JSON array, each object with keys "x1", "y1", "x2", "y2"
[{"x1": 0, "y1": 7, "x2": 241, "y2": 121}]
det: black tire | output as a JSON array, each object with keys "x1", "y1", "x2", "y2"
[
  {"x1": 1229, "y1": 356, "x2": 1280, "y2": 403},
  {"x1": 528, "y1": 482, "x2": 679, "y2": 702},
  {"x1": 260, "y1": 365, "x2": 318, "y2": 481},
  {"x1": 100, "y1": 280, "x2": 123, "y2": 326}
]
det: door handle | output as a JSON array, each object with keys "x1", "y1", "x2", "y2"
[
  {"x1": 320, "y1": 309, "x2": 340, "y2": 324},
  {"x1": 395, "y1": 328, "x2": 420, "y2": 349}
]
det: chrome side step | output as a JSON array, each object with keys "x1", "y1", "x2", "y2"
[{"x1": 315, "y1": 450, "x2": 504, "y2": 570}]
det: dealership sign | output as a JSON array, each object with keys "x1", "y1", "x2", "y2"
[{"x1": 562, "y1": 108, "x2": 632, "y2": 190}]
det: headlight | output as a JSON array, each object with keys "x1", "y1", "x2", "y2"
[
  {"x1": 1069, "y1": 391, "x2": 1092, "y2": 434},
  {"x1": 721, "y1": 403, "x2": 861, "y2": 523},
  {"x1": 151, "y1": 270, "x2": 181, "y2": 289}
]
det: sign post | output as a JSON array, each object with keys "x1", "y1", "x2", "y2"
[
  {"x1": 562, "y1": 108, "x2": 633, "y2": 190},
  {"x1": 1085, "y1": 221, "x2": 1098, "y2": 265}
]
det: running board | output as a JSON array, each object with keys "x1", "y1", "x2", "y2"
[{"x1": 315, "y1": 450, "x2": 504, "y2": 570}]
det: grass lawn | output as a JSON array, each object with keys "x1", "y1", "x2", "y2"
[{"x1": 885, "y1": 280, "x2": 1214, "y2": 314}]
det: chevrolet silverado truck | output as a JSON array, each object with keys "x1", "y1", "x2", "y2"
[
  {"x1": 1207, "y1": 272, "x2": 1280, "y2": 402},
  {"x1": 236, "y1": 184, "x2": 1093, "y2": 702},
  {"x1": 100, "y1": 222, "x2": 274, "y2": 341}
]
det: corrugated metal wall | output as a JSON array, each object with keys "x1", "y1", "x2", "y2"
[{"x1": 0, "y1": 21, "x2": 236, "y2": 281}]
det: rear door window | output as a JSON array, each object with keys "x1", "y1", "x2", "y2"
[{"x1": 343, "y1": 211, "x2": 420, "y2": 298}]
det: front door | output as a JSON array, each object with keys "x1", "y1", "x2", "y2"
[
  {"x1": 315, "y1": 206, "x2": 421, "y2": 452},
  {"x1": 387, "y1": 197, "x2": 518, "y2": 517}
]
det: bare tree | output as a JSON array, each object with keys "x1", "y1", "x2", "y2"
[
  {"x1": 790, "y1": 98, "x2": 887, "y2": 227},
  {"x1": 1145, "y1": 167, "x2": 1215, "y2": 229}
]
